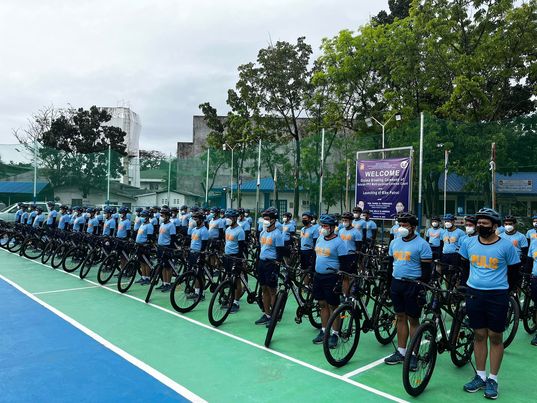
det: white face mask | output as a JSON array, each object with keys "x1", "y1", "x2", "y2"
[
  {"x1": 225, "y1": 218, "x2": 232, "y2": 226},
  {"x1": 394, "y1": 220, "x2": 399, "y2": 226},
  {"x1": 444, "y1": 222, "x2": 453, "y2": 229},
  {"x1": 504, "y1": 225, "x2": 514, "y2": 233},
  {"x1": 432, "y1": 221, "x2": 439, "y2": 228},
  {"x1": 353, "y1": 213, "x2": 359, "y2": 219},
  {"x1": 533, "y1": 222, "x2": 537, "y2": 228},
  {"x1": 312, "y1": 219, "x2": 316, "y2": 224},
  {"x1": 465, "y1": 226, "x2": 475, "y2": 235},
  {"x1": 397, "y1": 227, "x2": 410, "y2": 237},
  {"x1": 282, "y1": 217, "x2": 288, "y2": 223},
  {"x1": 263, "y1": 219, "x2": 271, "y2": 227},
  {"x1": 320, "y1": 228, "x2": 331, "y2": 237},
  {"x1": 360, "y1": 214, "x2": 366, "y2": 220},
  {"x1": 245, "y1": 213, "x2": 249, "y2": 217},
  {"x1": 343, "y1": 220, "x2": 351, "y2": 227}
]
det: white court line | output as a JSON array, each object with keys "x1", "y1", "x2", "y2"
[
  {"x1": 2, "y1": 250, "x2": 408, "y2": 403},
  {"x1": 33, "y1": 285, "x2": 100, "y2": 295},
  {"x1": 0, "y1": 274, "x2": 206, "y2": 403},
  {"x1": 343, "y1": 355, "x2": 391, "y2": 378}
]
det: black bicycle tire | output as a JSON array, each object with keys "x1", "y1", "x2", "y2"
[
  {"x1": 117, "y1": 260, "x2": 138, "y2": 293},
  {"x1": 322, "y1": 304, "x2": 361, "y2": 368},
  {"x1": 522, "y1": 294, "x2": 537, "y2": 334},
  {"x1": 97, "y1": 254, "x2": 119, "y2": 285},
  {"x1": 208, "y1": 280, "x2": 234, "y2": 327},
  {"x1": 264, "y1": 290, "x2": 288, "y2": 348},
  {"x1": 503, "y1": 295, "x2": 520, "y2": 348}
]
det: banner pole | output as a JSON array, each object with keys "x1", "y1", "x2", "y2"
[
  {"x1": 417, "y1": 112, "x2": 424, "y2": 229},
  {"x1": 319, "y1": 128, "x2": 325, "y2": 214}
]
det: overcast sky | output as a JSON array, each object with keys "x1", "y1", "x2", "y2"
[{"x1": 0, "y1": 0, "x2": 388, "y2": 153}]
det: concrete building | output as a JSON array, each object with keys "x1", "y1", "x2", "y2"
[{"x1": 134, "y1": 189, "x2": 201, "y2": 209}]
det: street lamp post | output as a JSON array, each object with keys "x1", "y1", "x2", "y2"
[
  {"x1": 437, "y1": 143, "x2": 450, "y2": 217},
  {"x1": 106, "y1": 144, "x2": 111, "y2": 206},
  {"x1": 365, "y1": 112, "x2": 402, "y2": 158},
  {"x1": 222, "y1": 143, "x2": 236, "y2": 209}
]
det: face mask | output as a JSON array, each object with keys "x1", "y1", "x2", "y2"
[
  {"x1": 320, "y1": 228, "x2": 331, "y2": 237},
  {"x1": 533, "y1": 222, "x2": 537, "y2": 228},
  {"x1": 353, "y1": 213, "x2": 359, "y2": 219},
  {"x1": 465, "y1": 226, "x2": 475, "y2": 235},
  {"x1": 312, "y1": 219, "x2": 316, "y2": 224},
  {"x1": 282, "y1": 217, "x2": 288, "y2": 223},
  {"x1": 343, "y1": 220, "x2": 351, "y2": 228},
  {"x1": 302, "y1": 219, "x2": 310, "y2": 226},
  {"x1": 394, "y1": 220, "x2": 399, "y2": 226},
  {"x1": 477, "y1": 225, "x2": 495, "y2": 238},
  {"x1": 444, "y1": 222, "x2": 453, "y2": 229},
  {"x1": 397, "y1": 227, "x2": 410, "y2": 238},
  {"x1": 263, "y1": 219, "x2": 271, "y2": 227},
  {"x1": 140, "y1": 217, "x2": 146, "y2": 223},
  {"x1": 360, "y1": 214, "x2": 366, "y2": 220},
  {"x1": 225, "y1": 218, "x2": 232, "y2": 226},
  {"x1": 245, "y1": 213, "x2": 249, "y2": 217},
  {"x1": 504, "y1": 225, "x2": 514, "y2": 233},
  {"x1": 432, "y1": 221, "x2": 438, "y2": 228}
]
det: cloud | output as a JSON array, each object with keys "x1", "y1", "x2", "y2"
[{"x1": 0, "y1": 0, "x2": 388, "y2": 152}]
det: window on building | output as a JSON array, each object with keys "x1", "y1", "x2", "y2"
[
  {"x1": 149, "y1": 183, "x2": 159, "y2": 191},
  {"x1": 71, "y1": 198, "x2": 82, "y2": 207}
]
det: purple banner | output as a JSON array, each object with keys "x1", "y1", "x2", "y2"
[{"x1": 355, "y1": 157, "x2": 411, "y2": 220}]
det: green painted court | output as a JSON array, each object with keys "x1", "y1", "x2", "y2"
[{"x1": 1, "y1": 249, "x2": 535, "y2": 402}]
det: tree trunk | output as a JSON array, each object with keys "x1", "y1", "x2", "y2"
[{"x1": 293, "y1": 136, "x2": 300, "y2": 218}]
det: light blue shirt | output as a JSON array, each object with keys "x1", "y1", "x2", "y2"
[
  {"x1": 46, "y1": 210, "x2": 58, "y2": 225},
  {"x1": 116, "y1": 218, "x2": 131, "y2": 238},
  {"x1": 441, "y1": 228, "x2": 465, "y2": 254},
  {"x1": 190, "y1": 225, "x2": 209, "y2": 252},
  {"x1": 103, "y1": 217, "x2": 116, "y2": 236},
  {"x1": 158, "y1": 222, "x2": 176, "y2": 246},
  {"x1": 259, "y1": 228, "x2": 284, "y2": 260},
  {"x1": 224, "y1": 225, "x2": 245, "y2": 255},
  {"x1": 281, "y1": 221, "x2": 295, "y2": 242},
  {"x1": 208, "y1": 218, "x2": 224, "y2": 239},
  {"x1": 389, "y1": 236, "x2": 432, "y2": 280},
  {"x1": 73, "y1": 215, "x2": 86, "y2": 232},
  {"x1": 58, "y1": 214, "x2": 70, "y2": 230},
  {"x1": 300, "y1": 225, "x2": 318, "y2": 250},
  {"x1": 135, "y1": 222, "x2": 154, "y2": 244},
  {"x1": 459, "y1": 236, "x2": 520, "y2": 290},
  {"x1": 32, "y1": 214, "x2": 45, "y2": 228},
  {"x1": 526, "y1": 228, "x2": 537, "y2": 244},
  {"x1": 86, "y1": 217, "x2": 99, "y2": 234},
  {"x1": 528, "y1": 242, "x2": 537, "y2": 276},
  {"x1": 365, "y1": 220, "x2": 377, "y2": 239},
  {"x1": 500, "y1": 231, "x2": 528, "y2": 257},
  {"x1": 426, "y1": 227, "x2": 442, "y2": 247},
  {"x1": 315, "y1": 236, "x2": 347, "y2": 274},
  {"x1": 338, "y1": 227, "x2": 362, "y2": 253}
]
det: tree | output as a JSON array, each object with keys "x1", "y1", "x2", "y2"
[
  {"x1": 139, "y1": 150, "x2": 167, "y2": 170},
  {"x1": 15, "y1": 106, "x2": 127, "y2": 197}
]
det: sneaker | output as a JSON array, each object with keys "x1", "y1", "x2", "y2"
[
  {"x1": 409, "y1": 354, "x2": 418, "y2": 372},
  {"x1": 135, "y1": 277, "x2": 145, "y2": 284},
  {"x1": 186, "y1": 292, "x2": 198, "y2": 300},
  {"x1": 230, "y1": 303, "x2": 240, "y2": 314},
  {"x1": 255, "y1": 314, "x2": 270, "y2": 325},
  {"x1": 160, "y1": 284, "x2": 171, "y2": 292},
  {"x1": 155, "y1": 284, "x2": 165, "y2": 290},
  {"x1": 531, "y1": 334, "x2": 537, "y2": 346},
  {"x1": 384, "y1": 351, "x2": 404, "y2": 365},
  {"x1": 265, "y1": 318, "x2": 273, "y2": 328},
  {"x1": 312, "y1": 330, "x2": 325, "y2": 344},
  {"x1": 328, "y1": 334, "x2": 339, "y2": 349},
  {"x1": 463, "y1": 374, "x2": 486, "y2": 393},
  {"x1": 484, "y1": 378, "x2": 498, "y2": 400}
]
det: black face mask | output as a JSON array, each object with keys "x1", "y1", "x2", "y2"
[
  {"x1": 302, "y1": 219, "x2": 310, "y2": 226},
  {"x1": 477, "y1": 225, "x2": 495, "y2": 238}
]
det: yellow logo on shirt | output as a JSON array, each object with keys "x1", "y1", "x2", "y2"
[
  {"x1": 443, "y1": 236, "x2": 457, "y2": 243},
  {"x1": 225, "y1": 233, "x2": 235, "y2": 242},
  {"x1": 301, "y1": 231, "x2": 310, "y2": 239},
  {"x1": 192, "y1": 233, "x2": 199, "y2": 241},
  {"x1": 470, "y1": 254, "x2": 499, "y2": 269},
  {"x1": 393, "y1": 250, "x2": 411, "y2": 261},
  {"x1": 260, "y1": 236, "x2": 273, "y2": 246},
  {"x1": 340, "y1": 233, "x2": 353, "y2": 241},
  {"x1": 315, "y1": 246, "x2": 331, "y2": 257}
]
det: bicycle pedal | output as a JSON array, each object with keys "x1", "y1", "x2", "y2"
[{"x1": 294, "y1": 317, "x2": 302, "y2": 324}]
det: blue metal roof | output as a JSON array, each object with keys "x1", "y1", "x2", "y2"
[
  {"x1": 439, "y1": 172, "x2": 537, "y2": 193},
  {"x1": 0, "y1": 182, "x2": 49, "y2": 194},
  {"x1": 232, "y1": 177, "x2": 295, "y2": 192}
]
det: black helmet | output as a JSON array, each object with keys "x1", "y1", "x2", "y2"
[
  {"x1": 135, "y1": 207, "x2": 143, "y2": 213},
  {"x1": 503, "y1": 215, "x2": 517, "y2": 224},
  {"x1": 464, "y1": 215, "x2": 477, "y2": 224},
  {"x1": 191, "y1": 206, "x2": 200, "y2": 213},
  {"x1": 319, "y1": 214, "x2": 337, "y2": 226},
  {"x1": 119, "y1": 207, "x2": 129, "y2": 215},
  {"x1": 341, "y1": 211, "x2": 353, "y2": 220},
  {"x1": 398, "y1": 212, "x2": 418, "y2": 226},
  {"x1": 301, "y1": 211, "x2": 313, "y2": 218},
  {"x1": 180, "y1": 205, "x2": 188, "y2": 210},
  {"x1": 284, "y1": 211, "x2": 292, "y2": 218},
  {"x1": 352, "y1": 206, "x2": 363, "y2": 213},
  {"x1": 170, "y1": 206, "x2": 179, "y2": 213},
  {"x1": 160, "y1": 208, "x2": 171, "y2": 216},
  {"x1": 431, "y1": 216, "x2": 441, "y2": 222},
  {"x1": 262, "y1": 207, "x2": 279, "y2": 219},
  {"x1": 224, "y1": 209, "x2": 239, "y2": 218},
  {"x1": 60, "y1": 204, "x2": 68, "y2": 210},
  {"x1": 47, "y1": 201, "x2": 55, "y2": 207},
  {"x1": 161, "y1": 205, "x2": 169, "y2": 210},
  {"x1": 192, "y1": 211, "x2": 205, "y2": 220},
  {"x1": 475, "y1": 208, "x2": 501, "y2": 225},
  {"x1": 140, "y1": 210, "x2": 150, "y2": 218},
  {"x1": 237, "y1": 208, "x2": 245, "y2": 215}
]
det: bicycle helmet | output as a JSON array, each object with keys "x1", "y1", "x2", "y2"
[
  {"x1": 119, "y1": 207, "x2": 129, "y2": 215},
  {"x1": 36, "y1": 206, "x2": 43, "y2": 213},
  {"x1": 151, "y1": 205, "x2": 160, "y2": 211},
  {"x1": 301, "y1": 211, "x2": 313, "y2": 218},
  {"x1": 341, "y1": 212, "x2": 353, "y2": 220},
  {"x1": 210, "y1": 207, "x2": 219, "y2": 214},
  {"x1": 191, "y1": 206, "x2": 200, "y2": 213},
  {"x1": 170, "y1": 206, "x2": 179, "y2": 213},
  {"x1": 284, "y1": 212, "x2": 292, "y2": 218},
  {"x1": 160, "y1": 208, "x2": 171, "y2": 216},
  {"x1": 20, "y1": 204, "x2": 28, "y2": 209},
  {"x1": 431, "y1": 215, "x2": 441, "y2": 222},
  {"x1": 192, "y1": 211, "x2": 205, "y2": 220},
  {"x1": 161, "y1": 205, "x2": 169, "y2": 210},
  {"x1": 237, "y1": 208, "x2": 245, "y2": 215},
  {"x1": 443, "y1": 213, "x2": 455, "y2": 221},
  {"x1": 319, "y1": 214, "x2": 337, "y2": 226},
  {"x1": 86, "y1": 207, "x2": 95, "y2": 214},
  {"x1": 75, "y1": 206, "x2": 83, "y2": 212},
  {"x1": 464, "y1": 215, "x2": 477, "y2": 224},
  {"x1": 532, "y1": 215, "x2": 537, "y2": 220},
  {"x1": 60, "y1": 205, "x2": 68, "y2": 211},
  {"x1": 46, "y1": 201, "x2": 55, "y2": 207},
  {"x1": 475, "y1": 208, "x2": 501, "y2": 225},
  {"x1": 180, "y1": 205, "x2": 188, "y2": 211},
  {"x1": 104, "y1": 207, "x2": 113, "y2": 214},
  {"x1": 224, "y1": 209, "x2": 239, "y2": 218},
  {"x1": 503, "y1": 214, "x2": 517, "y2": 224},
  {"x1": 352, "y1": 206, "x2": 362, "y2": 213},
  {"x1": 140, "y1": 210, "x2": 150, "y2": 218},
  {"x1": 262, "y1": 207, "x2": 279, "y2": 219},
  {"x1": 135, "y1": 207, "x2": 143, "y2": 213},
  {"x1": 397, "y1": 212, "x2": 418, "y2": 226}
]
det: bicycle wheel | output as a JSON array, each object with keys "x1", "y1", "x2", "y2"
[
  {"x1": 449, "y1": 312, "x2": 474, "y2": 367},
  {"x1": 372, "y1": 297, "x2": 396, "y2": 345},
  {"x1": 21, "y1": 238, "x2": 44, "y2": 260},
  {"x1": 170, "y1": 270, "x2": 201, "y2": 313},
  {"x1": 208, "y1": 280, "x2": 234, "y2": 327},
  {"x1": 51, "y1": 243, "x2": 68, "y2": 269},
  {"x1": 264, "y1": 290, "x2": 288, "y2": 348},
  {"x1": 402, "y1": 322, "x2": 438, "y2": 397},
  {"x1": 297, "y1": 271, "x2": 313, "y2": 303},
  {"x1": 79, "y1": 249, "x2": 98, "y2": 279},
  {"x1": 62, "y1": 246, "x2": 86, "y2": 273},
  {"x1": 522, "y1": 294, "x2": 537, "y2": 334},
  {"x1": 0, "y1": 230, "x2": 9, "y2": 249},
  {"x1": 6, "y1": 233, "x2": 24, "y2": 253},
  {"x1": 323, "y1": 304, "x2": 361, "y2": 368},
  {"x1": 503, "y1": 295, "x2": 520, "y2": 348},
  {"x1": 307, "y1": 300, "x2": 322, "y2": 329},
  {"x1": 41, "y1": 241, "x2": 55, "y2": 264},
  {"x1": 117, "y1": 260, "x2": 139, "y2": 293},
  {"x1": 145, "y1": 265, "x2": 163, "y2": 303},
  {"x1": 97, "y1": 254, "x2": 119, "y2": 285}
]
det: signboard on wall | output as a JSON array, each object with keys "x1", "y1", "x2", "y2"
[
  {"x1": 497, "y1": 179, "x2": 532, "y2": 193},
  {"x1": 355, "y1": 157, "x2": 412, "y2": 220}
]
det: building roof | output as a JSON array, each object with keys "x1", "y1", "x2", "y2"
[
  {"x1": 0, "y1": 181, "x2": 49, "y2": 194},
  {"x1": 231, "y1": 177, "x2": 295, "y2": 192},
  {"x1": 439, "y1": 172, "x2": 537, "y2": 194},
  {"x1": 135, "y1": 189, "x2": 202, "y2": 199}
]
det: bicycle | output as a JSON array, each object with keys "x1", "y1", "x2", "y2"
[
  {"x1": 207, "y1": 255, "x2": 263, "y2": 327},
  {"x1": 264, "y1": 264, "x2": 322, "y2": 348},
  {"x1": 322, "y1": 271, "x2": 396, "y2": 367},
  {"x1": 519, "y1": 272, "x2": 537, "y2": 334},
  {"x1": 401, "y1": 279, "x2": 474, "y2": 397},
  {"x1": 96, "y1": 238, "x2": 134, "y2": 285}
]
